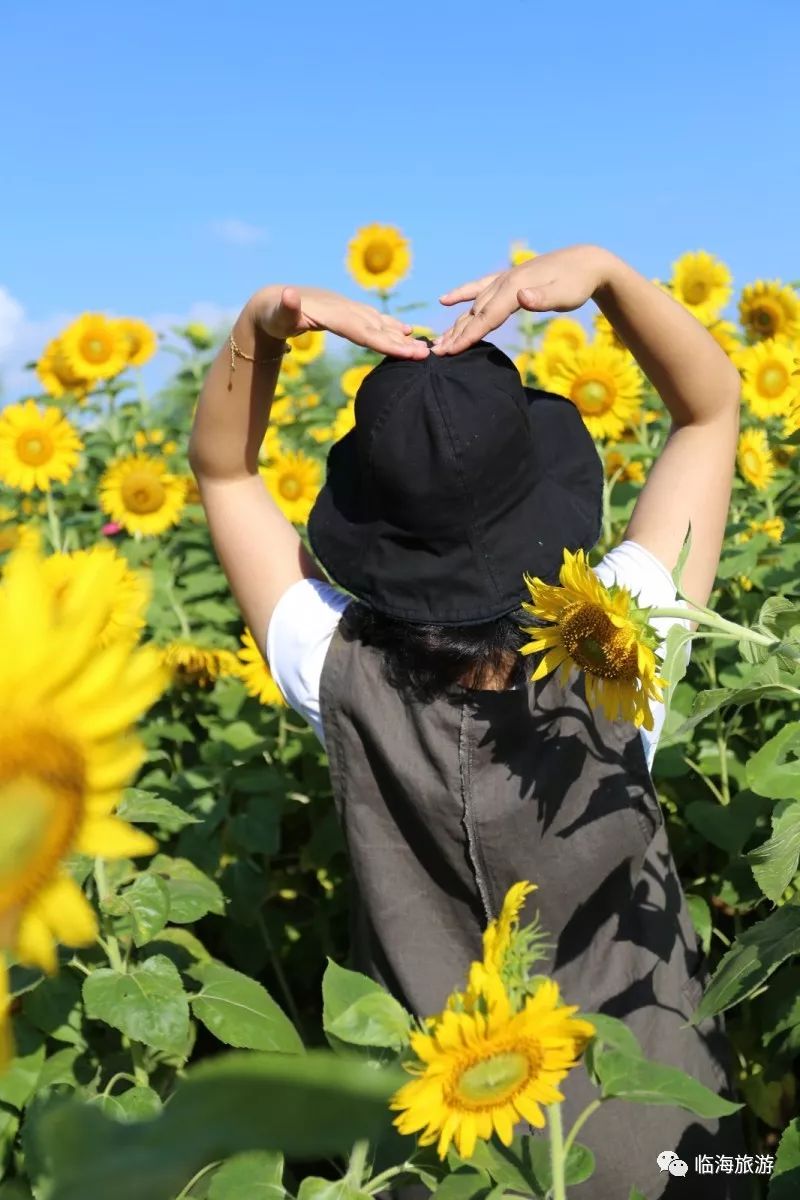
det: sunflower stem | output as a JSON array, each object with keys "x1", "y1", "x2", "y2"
[
  {"x1": 562, "y1": 1098, "x2": 602, "y2": 1160},
  {"x1": 130, "y1": 1039, "x2": 149, "y2": 1086},
  {"x1": 44, "y1": 487, "x2": 62, "y2": 552},
  {"x1": 93, "y1": 859, "x2": 125, "y2": 973},
  {"x1": 345, "y1": 1138, "x2": 371, "y2": 1188},
  {"x1": 650, "y1": 605, "x2": 789, "y2": 651},
  {"x1": 547, "y1": 1102, "x2": 567, "y2": 1200}
]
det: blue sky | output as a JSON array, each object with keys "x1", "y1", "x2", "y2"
[{"x1": 2, "y1": 0, "x2": 799, "y2": 397}]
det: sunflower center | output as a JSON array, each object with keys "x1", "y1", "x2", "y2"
[
  {"x1": 741, "y1": 449, "x2": 761, "y2": 476},
  {"x1": 560, "y1": 602, "x2": 640, "y2": 681},
  {"x1": 454, "y1": 1049, "x2": 533, "y2": 1108},
  {"x1": 17, "y1": 431, "x2": 54, "y2": 465},
  {"x1": 279, "y1": 475, "x2": 301, "y2": 500},
  {"x1": 573, "y1": 378, "x2": 613, "y2": 415},
  {"x1": 753, "y1": 304, "x2": 779, "y2": 335},
  {"x1": 80, "y1": 334, "x2": 113, "y2": 364},
  {"x1": 0, "y1": 724, "x2": 86, "y2": 916},
  {"x1": 758, "y1": 364, "x2": 789, "y2": 398},
  {"x1": 121, "y1": 471, "x2": 166, "y2": 514},
  {"x1": 364, "y1": 241, "x2": 393, "y2": 273},
  {"x1": 683, "y1": 278, "x2": 710, "y2": 305}
]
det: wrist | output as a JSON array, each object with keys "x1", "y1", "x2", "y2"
[
  {"x1": 590, "y1": 248, "x2": 625, "y2": 301},
  {"x1": 240, "y1": 287, "x2": 290, "y2": 352}
]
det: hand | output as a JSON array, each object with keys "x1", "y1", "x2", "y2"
[
  {"x1": 432, "y1": 244, "x2": 613, "y2": 356},
  {"x1": 249, "y1": 285, "x2": 430, "y2": 359}
]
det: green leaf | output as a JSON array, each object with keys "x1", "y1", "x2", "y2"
[
  {"x1": 150, "y1": 855, "x2": 226, "y2": 923},
  {"x1": 629, "y1": 1190, "x2": 649, "y2": 1200},
  {"x1": 770, "y1": 1117, "x2": 800, "y2": 1199},
  {"x1": 22, "y1": 971, "x2": 84, "y2": 1046},
  {"x1": 211, "y1": 721, "x2": 266, "y2": 751},
  {"x1": 594, "y1": 1049, "x2": 742, "y2": 1117},
  {"x1": 691, "y1": 902, "x2": 800, "y2": 1021},
  {"x1": 188, "y1": 961, "x2": 304, "y2": 1054},
  {"x1": 671, "y1": 523, "x2": 693, "y2": 592},
  {"x1": 83, "y1": 955, "x2": 190, "y2": 1054},
  {"x1": 208, "y1": 1152, "x2": 285, "y2": 1200},
  {"x1": 37, "y1": 1047, "x2": 85, "y2": 1092},
  {"x1": 118, "y1": 874, "x2": 170, "y2": 946},
  {"x1": 297, "y1": 1180, "x2": 371, "y2": 1200},
  {"x1": 660, "y1": 625, "x2": 694, "y2": 717},
  {"x1": 467, "y1": 1133, "x2": 593, "y2": 1194},
  {"x1": 430, "y1": 1166, "x2": 492, "y2": 1200},
  {"x1": 144, "y1": 927, "x2": 212, "y2": 971},
  {"x1": 117, "y1": 789, "x2": 200, "y2": 833},
  {"x1": 746, "y1": 723, "x2": 800, "y2": 800},
  {"x1": 685, "y1": 894, "x2": 712, "y2": 956},
  {"x1": 322, "y1": 959, "x2": 411, "y2": 1050},
  {"x1": 38, "y1": 1050, "x2": 406, "y2": 1200},
  {"x1": 685, "y1": 791, "x2": 773, "y2": 855},
  {"x1": 582, "y1": 1012, "x2": 642, "y2": 1081},
  {"x1": 115, "y1": 1087, "x2": 163, "y2": 1122},
  {"x1": 0, "y1": 1020, "x2": 45, "y2": 1109},
  {"x1": 749, "y1": 800, "x2": 800, "y2": 902}
]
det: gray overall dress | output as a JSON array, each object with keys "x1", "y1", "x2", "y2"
[{"x1": 319, "y1": 605, "x2": 748, "y2": 1200}]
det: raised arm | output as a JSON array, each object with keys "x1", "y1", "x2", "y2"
[
  {"x1": 434, "y1": 245, "x2": 742, "y2": 610},
  {"x1": 188, "y1": 285, "x2": 428, "y2": 651}
]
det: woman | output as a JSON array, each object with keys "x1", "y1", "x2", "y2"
[{"x1": 188, "y1": 244, "x2": 746, "y2": 1198}]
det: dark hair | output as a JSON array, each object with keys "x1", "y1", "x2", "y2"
[{"x1": 343, "y1": 601, "x2": 532, "y2": 703}]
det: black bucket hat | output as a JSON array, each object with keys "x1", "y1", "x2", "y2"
[{"x1": 306, "y1": 338, "x2": 603, "y2": 626}]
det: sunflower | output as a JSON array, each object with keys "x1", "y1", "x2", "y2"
[
  {"x1": 235, "y1": 627, "x2": 287, "y2": 706},
  {"x1": 279, "y1": 356, "x2": 303, "y2": 383},
  {"x1": 509, "y1": 241, "x2": 537, "y2": 267},
  {"x1": 114, "y1": 318, "x2": 157, "y2": 367},
  {"x1": 390, "y1": 971, "x2": 594, "y2": 1160},
  {"x1": 592, "y1": 311, "x2": 627, "y2": 353},
  {"x1": 605, "y1": 449, "x2": 645, "y2": 485},
  {"x1": 262, "y1": 449, "x2": 321, "y2": 525},
  {"x1": 347, "y1": 224, "x2": 411, "y2": 291},
  {"x1": 42, "y1": 544, "x2": 150, "y2": 648},
  {"x1": 296, "y1": 392, "x2": 320, "y2": 410},
  {"x1": 308, "y1": 425, "x2": 334, "y2": 444},
  {"x1": 705, "y1": 320, "x2": 742, "y2": 358},
  {"x1": 530, "y1": 320, "x2": 589, "y2": 391},
  {"x1": 739, "y1": 575, "x2": 754, "y2": 592},
  {"x1": 160, "y1": 642, "x2": 240, "y2": 688},
  {"x1": 514, "y1": 351, "x2": 537, "y2": 384},
  {"x1": 520, "y1": 547, "x2": 665, "y2": 730},
  {"x1": 782, "y1": 392, "x2": 800, "y2": 439},
  {"x1": 481, "y1": 882, "x2": 538, "y2": 977},
  {"x1": 261, "y1": 425, "x2": 283, "y2": 461},
  {"x1": 99, "y1": 454, "x2": 188, "y2": 536},
  {"x1": 288, "y1": 330, "x2": 325, "y2": 365},
  {"x1": 0, "y1": 400, "x2": 83, "y2": 492},
  {"x1": 737, "y1": 429, "x2": 775, "y2": 491},
  {"x1": 184, "y1": 474, "x2": 202, "y2": 505},
  {"x1": 738, "y1": 339, "x2": 798, "y2": 421},
  {"x1": 549, "y1": 343, "x2": 643, "y2": 441},
  {"x1": 35, "y1": 338, "x2": 92, "y2": 402},
  {"x1": 333, "y1": 400, "x2": 356, "y2": 441},
  {"x1": 269, "y1": 396, "x2": 295, "y2": 427},
  {"x1": 739, "y1": 281, "x2": 800, "y2": 343},
  {"x1": 0, "y1": 533, "x2": 168, "y2": 983},
  {"x1": 735, "y1": 517, "x2": 784, "y2": 544},
  {"x1": 669, "y1": 251, "x2": 732, "y2": 324},
  {"x1": 60, "y1": 314, "x2": 129, "y2": 381},
  {"x1": 341, "y1": 364, "x2": 374, "y2": 400}
]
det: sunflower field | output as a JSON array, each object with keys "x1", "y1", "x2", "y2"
[{"x1": 1, "y1": 227, "x2": 800, "y2": 1200}]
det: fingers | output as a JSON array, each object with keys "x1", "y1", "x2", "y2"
[
  {"x1": 438, "y1": 272, "x2": 500, "y2": 305},
  {"x1": 517, "y1": 283, "x2": 557, "y2": 312},
  {"x1": 344, "y1": 319, "x2": 430, "y2": 359}
]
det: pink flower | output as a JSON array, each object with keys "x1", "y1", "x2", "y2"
[{"x1": 101, "y1": 521, "x2": 123, "y2": 536}]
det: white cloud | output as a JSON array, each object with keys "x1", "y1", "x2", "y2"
[{"x1": 209, "y1": 218, "x2": 267, "y2": 247}]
